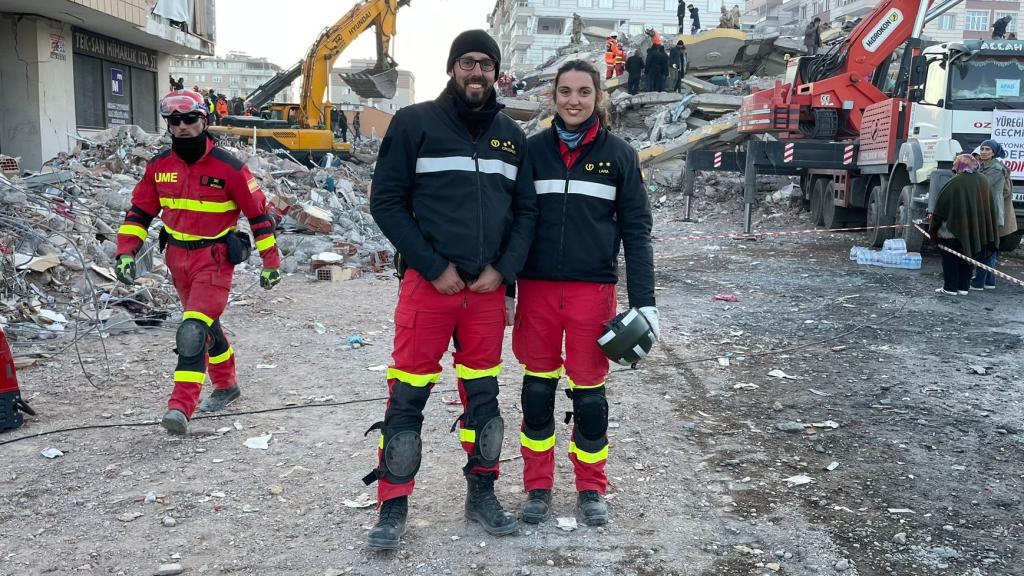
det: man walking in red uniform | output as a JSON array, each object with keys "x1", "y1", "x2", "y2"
[
  {"x1": 364, "y1": 30, "x2": 537, "y2": 550},
  {"x1": 115, "y1": 90, "x2": 282, "y2": 435}
]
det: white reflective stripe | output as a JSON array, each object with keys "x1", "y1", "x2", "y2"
[
  {"x1": 416, "y1": 156, "x2": 475, "y2": 174},
  {"x1": 477, "y1": 158, "x2": 518, "y2": 180},
  {"x1": 621, "y1": 308, "x2": 639, "y2": 326},
  {"x1": 534, "y1": 179, "x2": 565, "y2": 195},
  {"x1": 632, "y1": 345, "x2": 648, "y2": 359},
  {"x1": 597, "y1": 329, "x2": 616, "y2": 346},
  {"x1": 568, "y1": 180, "x2": 616, "y2": 201},
  {"x1": 415, "y1": 156, "x2": 518, "y2": 181}
]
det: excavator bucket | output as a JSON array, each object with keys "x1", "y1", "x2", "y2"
[{"x1": 343, "y1": 65, "x2": 399, "y2": 100}]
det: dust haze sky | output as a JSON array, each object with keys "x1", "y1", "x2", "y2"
[{"x1": 214, "y1": 0, "x2": 493, "y2": 103}]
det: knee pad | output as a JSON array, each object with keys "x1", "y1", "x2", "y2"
[
  {"x1": 462, "y1": 377, "x2": 503, "y2": 467},
  {"x1": 573, "y1": 388, "x2": 608, "y2": 440},
  {"x1": 175, "y1": 319, "x2": 210, "y2": 358},
  {"x1": 380, "y1": 429, "x2": 422, "y2": 484},
  {"x1": 521, "y1": 376, "x2": 557, "y2": 430}
]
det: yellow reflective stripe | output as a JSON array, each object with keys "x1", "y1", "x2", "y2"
[
  {"x1": 163, "y1": 224, "x2": 234, "y2": 242},
  {"x1": 521, "y1": 432, "x2": 556, "y2": 452},
  {"x1": 255, "y1": 235, "x2": 276, "y2": 252},
  {"x1": 378, "y1": 436, "x2": 384, "y2": 449},
  {"x1": 182, "y1": 310, "x2": 215, "y2": 326},
  {"x1": 569, "y1": 441, "x2": 608, "y2": 464},
  {"x1": 208, "y1": 346, "x2": 234, "y2": 365},
  {"x1": 459, "y1": 428, "x2": 476, "y2": 443},
  {"x1": 118, "y1": 224, "x2": 148, "y2": 240},
  {"x1": 567, "y1": 376, "x2": 605, "y2": 390},
  {"x1": 159, "y1": 197, "x2": 238, "y2": 213},
  {"x1": 174, "y1": 370, "x2": 206, "y2": 384},
  {"x1": 455, "y1": 363, "x2": 501, "y2": 380},
  {"x1": 386, "y1": 368, "x2": 441, "y2": 387},
  {"x1": 523, "y1": 366, "x2": 564, "y2": 379}
]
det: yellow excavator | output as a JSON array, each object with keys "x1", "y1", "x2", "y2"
[{"x1": 211, "y1": 0, "x2": 410, "y2": 164}]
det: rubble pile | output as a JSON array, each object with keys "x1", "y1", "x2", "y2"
[{"x1": 0, "y1": 125, "x2": 388, "y2": 346}]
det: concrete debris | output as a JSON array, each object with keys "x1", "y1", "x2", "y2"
[{"x1": 1, "y1": 123, "x2": 389, "y2": 359}]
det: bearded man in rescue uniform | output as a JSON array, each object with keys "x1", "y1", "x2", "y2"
[
  {"x1": 114, "y1": 90, "x2": 282, "y2": 435},
  {"x1": 365, "y1": 30, "x2": 538, "y2": 550}
]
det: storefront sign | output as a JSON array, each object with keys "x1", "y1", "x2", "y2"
[
  {"x1": 72, "y1": 28, "x2": 157, "y2": 71},
  {"x1": 106, "y1": 102, "x2": 131, "y2": 126},
  {"x1": 111, "y1": 68, "x2": 125, "y2": 96}
]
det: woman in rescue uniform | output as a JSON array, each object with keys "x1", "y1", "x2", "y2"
[{"x1": 513, "y1": 59, "x2": 658, "y2": 526}]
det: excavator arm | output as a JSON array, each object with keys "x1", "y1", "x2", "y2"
[{"x1": 299, "y1": 0, "x2": 410, "y2": 128}]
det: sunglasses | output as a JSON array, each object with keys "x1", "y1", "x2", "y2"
[
  {"x1": 166, "y1": 115, "x2": 203, "y2": 127},
  {"x1": 457, "y1": 57, "x2": 496, "y2": 72}
]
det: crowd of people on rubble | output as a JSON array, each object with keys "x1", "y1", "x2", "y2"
[
  {"x1": 606, "y1": 29, "x2": 689, "y2": 95},
  {"x1": 497, "y1": 72, "x2": 524, "y2": 97},
  {"x1": 167, "y1": 75, "x2": 260, "y2": 125}
]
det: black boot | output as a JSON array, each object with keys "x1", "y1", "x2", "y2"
[
  {"x1": 368, "y1": 496, "x2": 408, "y2": 550},
  {"x1": 465, "y1": 473, "x2": 518, "y2": 535},
  {"x1": 521, "y1": 489, "x2": 552, "y2": 524},
  {"x1": 577, "y1": 490, "x2": 608, "y2": 526}
]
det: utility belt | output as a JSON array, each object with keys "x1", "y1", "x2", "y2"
[{"x1": 159, "y1": 228, "x2": 252, "y2": 265}]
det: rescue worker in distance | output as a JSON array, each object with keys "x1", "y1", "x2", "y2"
[
  {"x1": 514, "y1": 59, "x2": 658, "y2": 526},
  {"x1": 365, "y1": 30, "x2": 538, "y2": 550},
  {"x1": 114, "y1": 90, "x2": 282, "y2": 435}
]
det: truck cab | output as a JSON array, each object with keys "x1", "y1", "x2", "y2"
[{"x1": 891, "y1": 40, "x2": 1024, "y2": 250}]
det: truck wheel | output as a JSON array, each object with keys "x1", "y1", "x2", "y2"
[
  {"x1": 865, "y1": 182, "x2": 895, "y2": 247},
  {"x1": 999, "y1": 231, "x2": 1022, "y2": 252},
  {"x1": 898, "y1": 185, "x2": 925, "y2": 252},
  {"x1": 809, "y1": 177, "x2": 827, "y2": 226}
]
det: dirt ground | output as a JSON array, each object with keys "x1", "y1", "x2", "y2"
[{"x1": 2, "y1": 194, "x2": 1022, "y2": 576}]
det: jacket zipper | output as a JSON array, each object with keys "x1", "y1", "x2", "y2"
[
  {"x1": 474, "y1": 149, "x2": 483, "y2": 271},
  {"x1": 557, "y1": 167, "x2": 569, "y2": 280}
]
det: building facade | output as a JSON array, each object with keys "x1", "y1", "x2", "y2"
[
  {"x1": 170, "y1": 52, "x2": 287, "y2": 101},
  {"x1": 775, "y1": 0, "x2": 1019, "y2": 44},
  {"x1": 488, "y1": 0, "x2": 726, "y2": 74},
  {"x1": 0, "y1": 0, "x2": 215, "y2": 169},
  {"x1": 329, "y1": 58, "x2": 416, "y2": 115}
]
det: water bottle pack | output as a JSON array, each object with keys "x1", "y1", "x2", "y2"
[{"x1": 850, "y1": 242, "x2": 921, "y2": 270}]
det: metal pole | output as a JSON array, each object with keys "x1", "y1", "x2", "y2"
[
  {"x1": 743, "y1": 140, "x2": 758, "y2": 235},
  {"x1": 681, "y1": 154, "x2": 696, "y2": 222}
]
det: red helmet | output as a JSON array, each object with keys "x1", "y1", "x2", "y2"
[{"x1": 159, "y1": 90, "x2": 209, "y2": 117}]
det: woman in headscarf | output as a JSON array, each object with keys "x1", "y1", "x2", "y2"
[
  {"x1": 928, "y1": 154, "x2": 1000, "y2": 295},
  {"x1": 972, "y1": 139, "x2": 1013, "y2": 289}
]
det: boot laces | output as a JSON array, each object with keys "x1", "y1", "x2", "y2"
[
  {"x1": 379, "y1": 497, "x2": 407, "y2": 525},
  {"x1": 528, "y1": 489, "x2": 549, "y2": 501},
  {"x1": 580, "y1": 489, "x2": 602, "y2": 504},
  {"x1": 472, "y1": 476, "x2": 505, "y2": 514}
]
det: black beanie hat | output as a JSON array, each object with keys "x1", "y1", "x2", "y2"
[{"x1": 447, "y1": 29, "x2": 501, "y2": 75}]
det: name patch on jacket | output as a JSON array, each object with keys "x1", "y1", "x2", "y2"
[
  {"x1": 200, "y1": 175, "x2": 226, "y2": 189},
  {"x1": 489, "y1": 138, "x2": 518, "y2": 155},
  {"x1": 585, "y1": 161, "x2": 614, "y2": 175},
  {"x1": 155, "y1": 172, "x2": 178, "y2": 183}
]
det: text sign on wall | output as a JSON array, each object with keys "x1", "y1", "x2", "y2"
[
  {"x1": 72, "y1": 27, "x2": 158, "y2": 71},
  {"x1": 111, "y1": 68, "x2": 125, "y2": 96}
]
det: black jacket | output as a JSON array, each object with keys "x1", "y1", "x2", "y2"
[
  {"x1": 625, "y1": 54, "x2": 645, "y2": 77},
  {"x1": 677, "y1": 3, "x2": 686, "y2": 21},
  {"x1": 689, "y1": 6, "x2": 701, "y2": 28},
  {"x1": 521, "y1": 126, "x2": 655, "y2": 308},
  {"x1": 370, "y1": 89, "x2": 537, "y2": 283},
  {"x1": 646, "y1": 47, "x2": 669, "y2": 78}
]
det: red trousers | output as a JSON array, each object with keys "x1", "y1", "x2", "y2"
[
  {"x1": 513, "y1": 280, "x2": 616, "y2": 493},
  {"x1": 166, "y1": 243, "x2": 236, "y2": 418},
  {"x1": 376, "y1": 269, "x2": 506, "y2": 503}
]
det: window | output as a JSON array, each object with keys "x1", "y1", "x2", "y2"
[
  {"x1": 938, "y1": 14, "x2": 956, "y2": 30},
  {"x1": 579, "y1": 0, "x2": 593, "y2": 7},
  {"x1": 630, "y1": 0, "x2": 643, "y2": 8},
  {"x1": 921, "y1": 59, "x2": 947, "y2": 105},
  {"x1": 995, "y1": 12, "x2": 1017, "y2": 33},
  {"x1": 629, "y1": 23, "x2": 644, "y2": 35},
  {"x1": 965, "y1": 10, "x2": 989, "y2": 31},
  {"x1": 664, "y1": 24, "x2": 679, "y2": 35},
  {"x1": 599, "y1": 0, "x2": 614, "y2": 7},
  {"x1": 664, "y1": 0, "x2": 677, "y2": 9},
  {"x1": 543, "y1": 0, "x2": 558, "y2": 6},
  {"x1": 708, "y1": 0, "x2": 724, "y2": 15}
]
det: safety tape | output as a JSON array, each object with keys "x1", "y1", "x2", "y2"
[
  {"x1": 913, "y1": 224, "x2": 1024, "y2": 289},
  {"x1": 654, "y1": 224, "x2": 905, "y2": 243}
]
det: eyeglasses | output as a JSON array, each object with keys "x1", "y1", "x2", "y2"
[
  {"x1": 457, "y1": 57, "x2": 497, "y2": 72},
  {"x1": 166, "y1": 114, "x2": 203, "y2": 127}
]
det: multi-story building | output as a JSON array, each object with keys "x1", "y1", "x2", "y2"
[
  {"x1": 170, "y1": 52, "x2": 289, "y2": 101},
  {"x1": 489, "y1": 0, "x2": 726, "y2": 75},
  {"x1": 744, "y1": 0, "x2": 782, "y2": 32},
  {"x1": 0, "y1": 0, "x2": 216, "y2": 168},
  {"x1": 329, "y1": 58, "x2": 416, "y2": 115},
  {"x1": 776, "y1": 0, "x2": 1018, "y2": 44}
]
